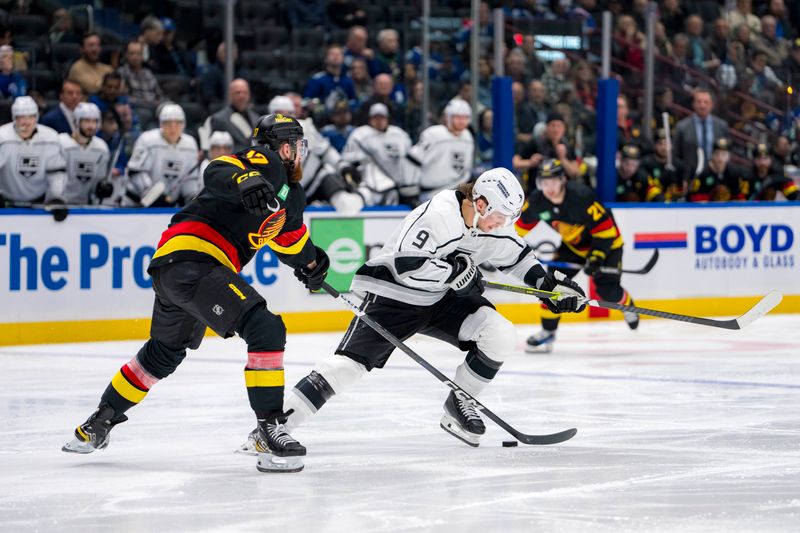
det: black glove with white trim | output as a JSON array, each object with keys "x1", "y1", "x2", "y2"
[
  {"x1": 238, "y1": 170, "x2": 278, "y2": 216},
  {"x1": 445, "y1": 253, "x2": 483, "y2": 297},
  {"x1": 294, "y1": 246, "x2": 330, "y2": 291},
  {"x1": 529, "y1": 266, "x2": 586, "y2": 313}
]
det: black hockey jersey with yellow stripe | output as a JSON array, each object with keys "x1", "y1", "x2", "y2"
[{"x1": 149, "y1": 145, "x2": 316, "y2": 273}]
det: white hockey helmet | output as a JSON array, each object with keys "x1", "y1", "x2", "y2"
[
  {"x1": 209, "y1": 130, "x2": 234, "y2": 147},
  {"x1": 472, "y1": 167, "x2": 525, "y2": 227},
  {"x1": 444, "y1": 98, "x2": 472, "y2": 120},
  {"x1": 158, "y1": 103, "x2": 185, "y2": 123},
  {"x1": 74, "y1": 102, "x2": 101, "y2": 122},
  {"x1": 268, "y1": 95, "x2": 294, "y2": 115},
  {"x1": 11, "y1": 95, "x2": 39, "y2": 119}
]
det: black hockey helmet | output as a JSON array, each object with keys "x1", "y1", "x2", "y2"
[
  {"x1": 252, "y1": 113, "x2": 304, "y2": 151},
  {"x1": 535, "y1": 159, "x2": 566, "y2": 190}
]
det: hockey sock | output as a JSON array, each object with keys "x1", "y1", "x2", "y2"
[
  {"x1": 244, "y1": 351, "x2": 285, "y2": 418},
  {"x1": 101, "y1": 356, "x2": 160, "y2": 414},
  {"x1": 453, "y1": 349, "x2": 503, "y2": 397}
]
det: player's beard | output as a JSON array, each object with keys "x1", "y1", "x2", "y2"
[{"x1": 288, "y1": 161, "x2": 302, "y2": 183}]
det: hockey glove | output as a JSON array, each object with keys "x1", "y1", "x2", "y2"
[
  {"x1": 293, "y1": 246, "x2": 330, "y2": 291},
  {"x1": 238, "y1": 170, "x2": 278, "y2": 216},
  {"x1": 536, "y1": 271, "x2": 586, "y2": 314},
  {"x1": 583, "y1": 249, "x2": 605, "y2": 277},
  {"x1": 445, "y1": 253, "x2": 483, "y2": 297},
  {"x1": 95, "y1": 180, "x2": 114, "y2": 201},
  {"x1": 48, "y1": 199, "x2": 69, "y2": 222},
  {"x1": 340, "y1": 165, "x2": 362, "y2": 189}
]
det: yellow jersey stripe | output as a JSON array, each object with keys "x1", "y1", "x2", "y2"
[
  {"x1": 591, "y1": 227, "x2": 620, "y2": 240},
  {"x1": 214, "y1": 155, "x2": 245, "y2": 170},
  {"x1": 153, "y1": 235, "x2": 237, "y2": 272},
  {"x1": 266, "y1": 230, "x2": 310, "y2": 255},
  {"x1": 244, "y1": 369, "x2": 285, "y2": 388},
  {"x1": 111, "y1": 371, "x2": 148, "y2": 403}
]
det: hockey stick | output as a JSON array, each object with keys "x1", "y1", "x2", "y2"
[
  {"x1": 322, "y1": 281, "x2": 577, "y2": 445},
  {"x1": 484, "y1": 280, "x2": 782, "y2": 330},
  {"x1": 542, "y1": 249, "x2": 659, "y2": 276}
]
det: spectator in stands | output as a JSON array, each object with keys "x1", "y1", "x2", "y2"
[
  {"x1": 674, "y1": 89, "x2": 729, "y2": 181},
  {"x1": 753, "y1": 15, "x2": 791, "y2": 68},
  {"x1": 660, "y1": 34, "x2": 695, "y2": 97},
  {"x1": 751, "y1": 50, "x2": 784, "y2": 105},
  {"x1": 512, "y1": 81, "x2": 535, "y2": 146},
  {"x1": 405, "y1": 79, "x2": 424, "y2": 143},
  {"x1": 371, "y1": 29, "x2": 403, "y2": 81},
  {"x1": 49, "y1": 8, "x2": 79, "y2": 45},
  {"x1": 0, "y1": 45, "x2": 25, "y2": 98},
  {"x1": 727, "y1": 0, "x2": 762, "y2": 35},
  {"x1": 474, "y1": 57, "x2": 493, "y2": 109},
  {"x1": 98, "y1": 109, "x2": 123, "y2": 176},
  {"x1": 732, "y1": 22, "x2": 754, "y2": 57},
  {"x1": 540, "y1": 58, "x2": 572, "y2": 104},
  {"x1": 617, "y1": 95, "x2": 642, "y2": 148},
  {"x1": 613, "y1": 15, "x2": 645, "y2": 75},
  {"x1": 89, "y1": 72, "x2": 131, "y2": 126},
  {"x1": 321, "y1": 100, "x2": 354, "y2": 153},
  {"x1": 200, "y1": 42, "x2": 239, "y2": 106},
  {"x1": 685, "y1": 15, "x2": 719, "y2": 73},
  {"x1": 454, "y1": 1, "x2": 493, "y2": 56},
  {"x1": 40, "y1": 79, "x2": 84, "y2": 134},
  {"x1": 653, "y1": 86, "x2": 677, "y2": 132},
  {"x1": 288, "y1": 0, "x2": 327, "y2": 30},
  {"x1": 118, "y1": 40, "x2": 164, "y2": 108},
  {"x1": 304, "y1": 44, "x2": 357, "y2": 111},
  {"x1": 654, "y1": 21, "x2": 673, "y2": 57},
  {"x1": 784, "y1": 38, "x2": 800, "y2": 79},
  {"x1": 151, "y1": 17, "x2": 194, "y2": 78},
  {"x1": 772, "y1": 135, "x2": 798, "y2": 166},
  {"x1": 355, "y1": 73, "x2": 404, "y2": 126},
  {"x1": 527, "y1": 80, "x2": 551, "y2": 126},
  {"x1": 350, "y1": 57, "x2": 372, "y2": 104},
  {"x1": 69, "y1": 33, "x2": 113, "y2": 95},
  {"x1": 707, "y1": 18, "x2": 731, "y2": 63},
  {"x1": 506, "y1": 48, "x2": 531, "y2": 87},
  {"x1": 137, "y1": 16, "x2": 164, "y2": 69},
  {"x1": 765, "y1": 0, "x2": 793, "y2": 40},
  {"x1": 520, "y1": 34, "x2": 546, "y2": 80},
  {"x1": 660, "y1": 0, "x2": 686, "y2": 37},
  {"x1": 513, "y1": 112, "x2": 579, "y2": 186},
  {"x1": 202, "y1": 78, "x2": 258, "y2": 153},
  {"x1": 571, "y1": 60, "x2": 596, "y2": 111},
  {"x1": 343, "y1": 26, "x2": 373, "y2": 73},
  {"x1": 326, "y1": 0, "x2": 367, "y2": 29},
  {"x1": 476, "y1": 108, "x2": 493, "y2": 169}
]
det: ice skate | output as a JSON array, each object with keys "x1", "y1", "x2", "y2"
[
  {"x1": 440, "y1": 391, "x2": 485, "y2": 447},
  {"x1": 235, "y1": 427, "x2": 259, "y2": 456},
  {"x1": 254, "y1": 412, "x2": 306, "y2": 473},
  {"x1": 624, "y1": 299, "x2": 640, "y2": 330},
  {"x1": 525, "y1": 330, "x2": 556, "y2": 353},
  {"x1": 62, "y1": 403, "x2": 128, "y2": 454}
]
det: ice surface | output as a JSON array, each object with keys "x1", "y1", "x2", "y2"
[{"x1": 1, "y1": 315, "x2": 799, "y2": 532}]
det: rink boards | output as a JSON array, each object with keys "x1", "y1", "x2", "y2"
[{"x1": 1, "y1": 203, "x2": 798, "y2": 345}]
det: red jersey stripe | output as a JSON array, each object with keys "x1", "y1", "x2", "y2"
[{"x1": 157, "y1": 220, "x2": 242, "y2": 271}]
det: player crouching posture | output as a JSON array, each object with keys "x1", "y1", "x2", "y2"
[
  {"x1": 63, "y1": 114, "x2": 330, "y2": 473},
  {"x1": 244, "y1": 168, "x2": 585, "y2": 450}
]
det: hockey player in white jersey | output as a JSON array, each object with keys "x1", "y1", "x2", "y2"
[
  {"x1": 198, "y1": 130, "x2": 233, "y2": 177},
  {"x1": 408, "y1": 98, "x2": 475, "y2": 201},
  {"x1": 0, "y1": 96, "x2": 68, "y2": 220},
  {"x1": 267, "y1": 95, "x2": 363, "y2": 214},
  {"x1": 123, "y1": 103, "x2": 201, "y2": 207},
  {"x1": 57, "y1": 102, "x2": 112, "y2": 206},
  {"x1": 339, "y1": 102, "x2": 414, "y2": 206},
  {"x1": 239, "y1": 168, "x2": 586, "y2": 453}
]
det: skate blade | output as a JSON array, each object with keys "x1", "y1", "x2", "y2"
[
  {"x1": 257, "y1": 452, "x2": 304, "y2": 473},
  {"x1": 440, "y1": 415, "x2": 481, "y2": 447},
  {"x1": 62, "y1": 438, "x2": 96, "y2": 454},
  {"x1": 525, "y1": 343, "x2": 554, "y2": 354}
]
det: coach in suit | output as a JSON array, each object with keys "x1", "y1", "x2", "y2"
[
  {"x1": 40, "y1": 79, "x2": 84, "y2": 134},
  {"x1": 200, "y1": 78, "x2": 258, "y2": 153},
  {"x1": 673, "y1": 89, "x2": 729, "y2": 182}
]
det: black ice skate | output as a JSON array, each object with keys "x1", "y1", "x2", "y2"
[
  {"x1": 254, "y1": 411, "x2": 306, "y2": 473},
  {"x1": 62, "y1": 403, "x2": 128, "y2": 454},
  {"x1": 624, "y1": 299, "x2": 640, "y2": 330},
  {"x1": 440, "y1": 391, "x2": 485, "y2": 447}
]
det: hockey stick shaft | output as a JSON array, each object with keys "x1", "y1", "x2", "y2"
[
  {"x1": 322, "y1": 282, "x2": 577, "y2": 445},
  {"x1": 542, "y1": 249, "x2": 659, "y2": 275},
  {"x1": 484, "y1": 280, "x2": 782, "y2": 330}
]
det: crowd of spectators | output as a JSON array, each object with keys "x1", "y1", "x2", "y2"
[{"x1": 0, "y1": 0, "x2": 798, "y2": 218}]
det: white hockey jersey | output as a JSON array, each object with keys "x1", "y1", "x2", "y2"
[
  {"x1": 341, "y1": 124, "x2": 412, "y2": 206},
  {"x1": 298, "y1": 117, "x2": 341, "y2": 197},
  {"x1": 408, "y1": 124, "x2": 474, "y2": 196},
  {"x1": 0, "y1": 123, "x2": 67, "y2": 202},
  {"x1": 351, "y1": 190, "x2": 542, "y2": 305},
  {"x1": 57, "y1": 133, "x2": 110, "y2": 205},
  {"x1": 124, "y1": 128, "x2": 200, "y2": 206}
]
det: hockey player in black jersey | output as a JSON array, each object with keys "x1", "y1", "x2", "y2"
[
  {"x1": 63, "y1": 114, "x2": 330, "y2": 473},
  {"x1": 640, "y1": 129, "x2": 684, "y2": 201},
  {"x1": 742, "y1": 143, "x2": 799, "y2": 201},
  {"x1": 516, "y1": 159, "x2": 638, "y2": 352},
  {"x1": 615, "y1": 144, "x2": 665, "y2": 202}
]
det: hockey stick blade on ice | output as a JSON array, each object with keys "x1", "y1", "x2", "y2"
[
  {"x1": 543, "y1": 249, "x2": 659, "y2": 275},
  {"x1": 322, "y1": 282, "x2": 577, "y2": 445},
  {"x1": 484, "y1": 281, "x2": 782, "y2": 330}
]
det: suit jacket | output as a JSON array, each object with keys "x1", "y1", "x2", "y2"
[
  {"x1": 207, "y1": 106, "x2": 259, "y2": 153},
  {"x1": 40, "y1": 106, "x2": 72, "y2": 134},
  {"x1": 673, "y1": 114, "x2": 728, "y2": 180}
]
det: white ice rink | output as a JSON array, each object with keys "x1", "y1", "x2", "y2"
[{"x1": 1, "y1": 313, "x2": 799, "y2": 532}]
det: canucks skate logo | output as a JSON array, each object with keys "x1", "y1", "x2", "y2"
[
  {"x1": 76, "y1": 161, "x2": 94, "y2": 183},
  {"x1": 163, "y1": 159, "x2": 182, "y2": 180},
  {"x1": 451, "y1": 151, "x2": 466, "y2": 174},
  {"x1": 248, "y1": 208, "x2": 286, "y2": 249},
  {"x1": 18, "y1": 155, "x2": 39, "y2": 179}
]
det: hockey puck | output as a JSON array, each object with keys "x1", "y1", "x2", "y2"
[{"x1": 502, "y1": 440, "x2": 518, "y2": 447}]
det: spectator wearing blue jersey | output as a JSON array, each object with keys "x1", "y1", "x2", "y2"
[
  {"x1": 303, "y1": 44, "x2": 357, "y2": 110},
  {"x1": 0, "y1": 46, "x2": 26, "y2": 98},
  {"x1": 320, "y1": 100, "x2": 354, "y2": 153}
]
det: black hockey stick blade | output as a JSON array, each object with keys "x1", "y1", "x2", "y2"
[
  {"x1": 543, "y1": 249, "x2": 659, "y2": 275},
  {"x1": 484, "y1": 281, "x2": 782, "y2": 330},
  {"x1": 322, "y1": 282, "x2": 577, "y2": 446}
]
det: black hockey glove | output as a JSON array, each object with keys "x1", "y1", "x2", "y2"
[
  {"x1": 95, "y1": 180, "x2": 114, "y2": 200},
  {"x1": 583, "y1": 249, "x2": 605, "y2": 277},
  {"x1": 340, "y1": 165, "x2": 362, "y2": 188},
  {"x1": 293, "y1": 246, "x2": 330, "y2": 291},
  {"x1": 445, "y1": 253, "x2": 483, "y2": 297},
  {"x1": 48, "y1": 199, "x2": 69, "y2": 222},
  {"x1": 534, "y1": 270, "x2": 586, "y2": 314},
  {"x1": 238, "y1": 170, "x2": 278, "y2": 216}
]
